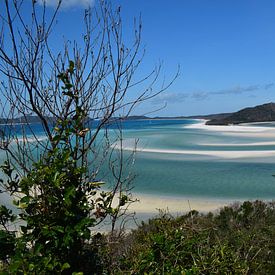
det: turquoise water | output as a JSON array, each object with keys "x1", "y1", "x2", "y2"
[
  {"x1": 119, "y1": 119, "x2": 275, "y2": 200},
  {"x1": 1, "y1": 119, "x2": 275, "y2": 203},
  {"x1": 132, "y1": 157, "x2": 275, "y2": 199}
]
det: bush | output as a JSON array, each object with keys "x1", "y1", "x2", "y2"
[{"x1": 109, "y1": 201, "x2": 275, "y2": 274}]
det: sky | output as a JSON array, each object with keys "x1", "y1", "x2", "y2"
[
  {"x1": 117, "y1": 0, "x2": 275, "y2": 116},
  {"x1": 2, "y1": 0, "x2": 275, "y2": 117}
]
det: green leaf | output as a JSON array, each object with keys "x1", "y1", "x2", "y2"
[
  {"x1": 61, "y1": 262, "x2": 70, "y2": 271},
  {"x1": 20, "y1": 196, "x2": 30, "y2": 204},
  {"x1": 69, "y1": 60, "x2": 74, "y2": 73},
  {"x1": 54, "y1": 225, "x2": 64, "y2": 233},
  {"x1": 28, "y1": 263, "x2": 35, "y2": 271},
  {"x1": 52, "y1": 135, "x2": 61, "y2": 142},
  {"x1": 65, "y1": 83, "x2": 73, "y2": 89}
]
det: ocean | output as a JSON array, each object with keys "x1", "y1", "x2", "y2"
[
  {"x1": 120, "y1": 119, "x2": 275, "y2": 200},
  {"x1": 1, "y1": 119, "x2": 275, "y2": 212}
]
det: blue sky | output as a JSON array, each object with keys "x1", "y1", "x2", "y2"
[
  {"x1": 3, "y1": 0, "x2": 275, "y2": 116},
  {"x1": 117, "y1": 0, "x2": 275, "y2": 116}
]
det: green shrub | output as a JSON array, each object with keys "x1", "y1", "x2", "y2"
[
  {"x1": 0, "y1": 62, "x2": 131, "y2": 274},
  {"x1": 109, "y1": 201, "x2": 275, "y2": 274}
]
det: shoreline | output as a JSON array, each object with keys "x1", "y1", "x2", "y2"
[
  {"x1": 127, "y1": 193, "x2": 236, "y2": 214},
  {"x1": 97, "y1": 194, "x2": 275, "y2": 232},
  {"x1": 126, "y1": 192, "x2": 275, "y2": 217}
]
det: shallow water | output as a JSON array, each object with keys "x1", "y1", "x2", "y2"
[
  {"x1": 1, "y1": 119, "x2": 275, "y2": 206},
  {"x1": 119, "y1": 119, "x2": 275, "y2": 200}
]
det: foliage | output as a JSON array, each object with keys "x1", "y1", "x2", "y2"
[
  {"x1": 108, "y1": 201, "x2": 275, "y2": 274},
  {"x1": 2, "y1": 196, "x2": 275, "y2": 274},
  {"x1": 0, "y1": 63, "x2": 131, "y2": 274},
  {"x1": 3, "y1": 151, "x2": 90, "y2": 273},
  {"x1": 0, "y1": 205, "x2": 16, "y2": 265}
]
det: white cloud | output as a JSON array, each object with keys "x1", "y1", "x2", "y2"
[
  {"x1": 191, "y1": 92, "x2": 209, "y2": 101},
  {"x1": 264, "y1": 83, "x2": 274, "y2": 90},
  {"x1": 151, "y1": 82, "x2": 274, "y2": 105},
  {"x1": 152, "y1": 92, "x2": 189, "y2": 105},
  {"x1": 213, "y1": 85, "x2": 260, "y2": 95},
  {"x1": 37, "y1": 0, "x2": 95, "y2": 8},
  {"x1": 212, "y1": 83, "x2": 274, "y2": 96}
]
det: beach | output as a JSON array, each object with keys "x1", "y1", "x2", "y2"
[{"x1": 128, "y1": 193, "x2": 233, "y2": 215}]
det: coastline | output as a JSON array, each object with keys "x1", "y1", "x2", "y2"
[{"x1": 127, "y1": 193, "x2": 234, "y2": 215}]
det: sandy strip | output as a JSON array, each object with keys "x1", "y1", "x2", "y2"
[
  {"x1": 186, "y1": 120, "x2": 273, "y2": 132},
  {"x1": 127, "y1": 193, "x2": 233, "y2": 214},
  {"x1": 199, "y1": 141, "x2": 275, "y2": 146},
  {"x1": 119, "y1": 146, "x2": 275, "y2": 159},
  {"x1": 114, "y1": 119, "x2": 275, "y2": 159},
  {"x1": 95, "y1": 195, "x2": 237, "y2": 232},
  {"x1": 185, "y1": 120, "x2": 275, "y2": 139},
  {"x1": 217, "y1": 131, "x2": 275, "y2": 138}
]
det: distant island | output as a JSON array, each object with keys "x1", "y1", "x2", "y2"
[
  {"x1": 128, "y1": 102, "x2": 275, "y2": 126},
  {"x1": 205, "y1": 102, "x2": 275, "y2": 125},
  {"x1": 2, "y1": 102, "x2": 275, "y2": 126}
]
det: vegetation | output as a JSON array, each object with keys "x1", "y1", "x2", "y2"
[
  {"x1": 105, "y1": 200, "x2": 275, "y2": 274},
  {"x1": 206, "y1": 102, "x2": 275, "y2": 125},
  {"x1": 3, "y1": 199, "x2": 275, "y2": 274},
  {"x1": 0, "y1": 67, "x2": 134, "y2": 274}
]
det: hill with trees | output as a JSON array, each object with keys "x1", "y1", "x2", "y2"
[{"x1": 206, "y1": 102, "x2": 275, "y2": 125}]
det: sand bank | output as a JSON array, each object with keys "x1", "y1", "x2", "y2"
[
  {"x1": 186, "y1": 120, "x2": 273, "y2": 132},
  {"x1": 199, "y1": 141, "x2": 275, "y2": 146},
  {"x1": 127, "y1": 193, "x2": 234, "y2": 214},
  {"x1": 114, "y1": 119, "x2": 275, "y2": 160},
  {"x1": 96, "y1": 194, "x2": 240, "y2": 232},
  {"x1": 186, "y1": 120, "x2": 275, "y2": 137},
  {"x1": 120, "y1": 146, "x2": 275, "y2": 159}
]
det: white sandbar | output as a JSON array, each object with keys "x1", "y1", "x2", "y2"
[
  {"x1": 199, "y1": 141, "x2": 275, "y2": 146},
  {"x1": 115, "y1": 119, "x2": 275, "y2": 160},
  {"x1": 186, "y1": 119, "x2": 275, "y2": 138},
  {"x1": 120, "y1": 146, "x2": 275, "y2": 159}
]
